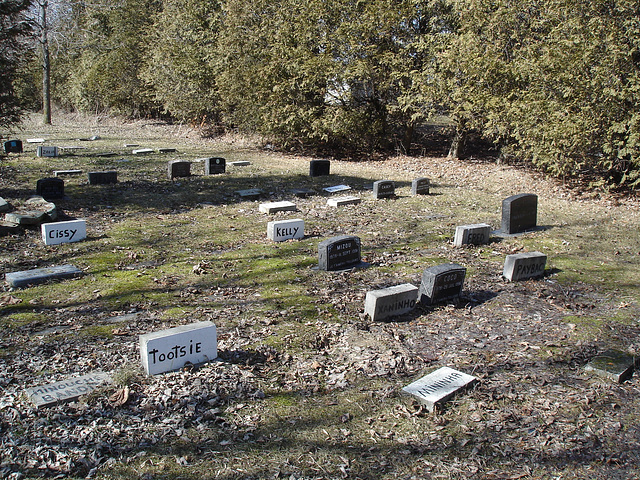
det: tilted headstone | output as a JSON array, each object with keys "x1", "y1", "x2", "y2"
[
  {"x1": 411, "y1": 177, "x2": 430, "y2": 195},
  {"x1": 323, "y1": 185, "x2": 351, "y2": 193},
  {"x1": 139, "y1": 321, "x2": 217, "y2": 375},
  {"x1": 235, "y1": 189, "x2": 263, "y2": 200},
  {"x1": 418, "y1": 263, "x2": 466, "y2": 305},
  {"x1": 41, "y1": 219, "x2": 87, "y2": 246},
  {"x1": 453, "y1": 223, "x2": 491, "y2": 247},
  {"x1": 5, "y1": 264, "x2": 82, "y2": 288},
  {"x1": 501, "y1": 193, "x2": 538, "y2": 234},
  {"x1": 259, "y1": 201, "x2": 297, "y2": 214},
  {"x1": 36, "y1": 146, "x2": 59, "y2": 158},
  {"x1": 502, "y1": 252, "x2": 546, "y2": 281},
  {"x1": 25, "y1": 372, "x2": 111, "y2": 408},
  {"x1": 365, "y1": 283, "x2": 418, "y2": 321},
  {"x1": 372, "y1": 180, "x2": 395, "y2": 199},
  {"x1": 3, "y1": 140, "x2": 23, "y2": 154},
  {"x1": 267, "y1": 218, "x2": 304, "y2": 242},
  {"x1": 310, "y1": 159, "x2": 330, "y2": 177},
  {"x1": 88, "y1": 171, "x2": 118, "y2": 185},
  {"x1": 168, "y1": 160, "x2": 191, "y2": 179},
  {"x1": 585, "y1": 349, "x2": 638, "y2": 383},
  {"x1": 327, "y1": 196, "x2": 361, "y2": 207},
  {"x1": 318, "y1": 235, "x2": 361, "y2": 271},
  {"x1": 204, "y1": 157, "x2": 226, "y2": 175},
  {"x1": 402, "y1": 366, "x2": 477, "y2": 411},
  {"x1": 36, "y1": 177, "x2": 64, "y2": 200}
]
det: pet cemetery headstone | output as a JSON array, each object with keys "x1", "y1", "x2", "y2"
[
  {"x1": 291, "y1": 188, "x2": 315, "y2": 198},
  {"x1": 159, "y1": 148, "x2": 176, "y2": 153},
  {"x1": 204, "y1": 157, "x2": 226, "y2": 175},
  {"x1": 373, "y1": 180, "x2": 395, "y2": 199},
  {"x1": 365, "y1": 283, "x2": 419, "y2": 321},
  {"x1": 54, "y1": 169, "x2": 82, "y2": 177},
  {"x1": 323, "y1": 185, "x2": 351, "y2": 193},
  {"x1": 132, "y1": 148, "x2": 154, "y2": 154},
  {"x1": 4, "y1": 197, "x2": 57, "y2": 226},
  {"x1": 5, "y1": 264, "x2": 82, "y2": 288},
  {"x1": 411, "y1": 177, "x2": 430, "y2": 195},
  {"x1": 124, "y1": 143, "x2": 139, "y2": 147},
  {"x1": 36, "y1": 146, "x2": 59, "y2": 158},
  {"x1": 41, "y1": 219, "x2": 87, "y2": 246},
  {"x1": 0, "y1": 197, "x2": 9, "y2": 212},
  {"x1": 327, "y1": 196, "x2": 361, "y2": 207},
  {"x1": 259, "y1": 201, "x2": 297, "y2": 214},
  {"x1": 402, "y1": 366, "x2": 477, "y2": 412},
  {"x1": 168, "y1": 160, "x2": 191, "y2": 179},
  {"x1": 418, "y1": 263, "x2": 466, "y2": 305},
  {"x1": 26, "y1": 138, "x2": 45, "y2": 143},
  {"x1": 88, "y1": 171, "x2": 118, "y2": 185},
  {"x1": 501, "y1": 193, "x2": 538, "y2": 234},
  {"x1": 585, "y1": 349, "x2": 638, "y2": 383},
  {"x1": 502, "y1": 252, "x2": 546, "y2": 281},
  {"x1": 235, "y1": 188, "x2": 263, "y2": 200},
  {"x1": 267, "y1": 218, "x2": 304, "y2": 241},
  {"x1": 453, "y1": 223, "x2": 491, "y2": 247},
  {"x1": 318, "y1": 235, "x2": 362, "y2": 271},
  {"x1": 139, "y1": 321, "x2": 218, "y2": 375},
  {"x1": 25, "y1": 372, "x2": 111, "y2": 408},
  {"x1": 310, "y1": 159, "x2": 330, "y2": 177},
  {"x1": 36, "y1": 177, "x2": 64, "y2": 200},
  {"x1": 3, "y1": 139, "x2": 23, "y2": 153},
  {"x1": 230, "y1": 160, "x2": 251, "y2": 166}
]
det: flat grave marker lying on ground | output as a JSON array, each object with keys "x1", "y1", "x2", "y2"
[
  {"x1": 168, "y1": 160, "x2": 191, "y2": 179},
  {"x1": 402, "y1": 366, "x2": 477, "y2": 412},
  {"x1": 267, "y1": 218, "x2": 304, "y2": 241},
  {"x1": 25, "y1": 372, "x2": 111, "y2": 408},
  {"x1": 373, "y1": 180, "x2": 395, "y2": 199},
  {"x1": 454, "y1": 223, "x2": 492, "y2": 247},
  {"x1": 36, "y1": 177, "x2": 64, "y2": 200},
  {"x1": 318, "y1": 235, "x2": 362, "y2": 271},
  {"x1": 159, "y1": 148, "x2": 177, "y2": 153},
  {"x1": 4, "y1": 140, "x2": 23, "y2": 154},
  {"x1": 88, "y1": 171, "x2": 118, "y2": 185},
  {"x1": 327, "y1": 196, "x2": 361, "y2": 207},
  {"x1": 501, "y1": 193, "x2": 538, "y2": 234},
  {"x1": 37, "y1": 146, "x2": 59, "y2": 158},
  {"x1": 585, "y1": 349, "x2": 638, "y2": 383},
  {"x1": 291, "y1": 188, "x2": 315, "y2": 198},
  {"x1": 229, "y1": 160, "x2": 251, "y2": 167},
  {"x1": 502, "y1": 252, "x2": 547, "y2": 281},
  {"x1": 54, "y1": 169, "x2": 82, "y2": 177},
  {"x1": 204, "y1": 157, "x2": 226, "y2": 175},
  {"x1": 365, "y1": 283, "x2": 419, "y2": 321},
  {"x1": 41, "y1": 219, "x2": 87, "y2": 246},
  {"x1": 310, "y1": 159, "x2": 330, "y2": 177},
  {"x1": 26, "y1": 138, "x2": 46, "y2": 143},
  {"x1": 139, "y1": 321, "x2": 218, "y2": 375},
  {"x1": 132, "y1": 148, "x2": 154, "y2": 155},
  {"x1": 124, "y1": 143, "x2": 139, "y2": 147},
  {"x1": 412, "y1": 177, "x2": 430, "y2": 195},
  {"x1": 259, "y1": 201, "x2": 297, "y2": 214},
  {"x1": 323, "y1": 185, "x2": 351, "y2": 193},
  {"x1": 5, "y1": 264, "x2": 82, "y2": 288},
  {"x1": 235, "y1": 189, "x2": 264, "y2": 200},
  {"x1": 419, "y1": 263, "x2": 466, "y2": 305}
]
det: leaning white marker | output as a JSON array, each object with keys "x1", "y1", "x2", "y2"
[
  {"x1": 41, "y1": 219, "x2": 87, "y2": 245},
  {"x1": 139, "y1": 321, "x2": 217, "y2": 375},
  {"x1": 402, "y1": 366, "x2": 477, "y2": 411}
]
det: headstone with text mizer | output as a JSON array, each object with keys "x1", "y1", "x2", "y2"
[
  {"x1": 412, "y1": 177, "x2": 430, "y2": 195},
  {"x1": 402, "y1": 366, "x2": 477, "y2": 411},
  {"x1": 267, "y1": 218, "x2": 304, "y2": 242},
  {"x1": 453, "y1": 223, "x2": 491, "y2": 247},
  {"x1": 418, "y1": 263, "x2": 466, "y2": 305},
  {"x1": 501, "y1": 193, "x2": 538, "y2": 234},
  {"x1": 168, "y1": 160, "x2": 191, "y2": 179},
  {"x1": 37, "y1": 146, "x2": 59, "y2": 158},
  {"x1": 502, "y1": 252, "x2": 547, "y2": 281},
  {"x1": 36, "y1": 177, "x2": 64, "y2": 200},
  {"x1": 310, "y1": 159, "x2": 330, "y2": 177},
  {"x1": 204, "y1": 157, "x2": 226, "y2": 175},
  {"x1": 88, "y1": 171, "x2": 118, "y2": 185},
  {"x1": 373, "y1": 180, "x2": 395, "y2": 199},
  {"x1": 318, "y1": 235, "x2": 361, "y2": 271},
  {"x1": 3, "y1": 140, "x2": 23, "y2": 154},
  {"x1": 25, "y1": 372, "x2": 111, "y2": 408},
  {"x1": 365, "y1": 283, "x2": 419, "y2": 321},
  {"x1": 41, "y1": 219, "x2": 87, "y2": 246}
]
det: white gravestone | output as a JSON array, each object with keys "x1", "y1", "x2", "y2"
[
  {"x1": 364, "y1": 283, "x2": 418, "y2": 321},
  {"x1": 132, "y1": 148, "x2": 154, "y2": 154},
  {"x1": 267, "y1": 218, "x2": 304, "y2": 242},
  {"x1": 453, "y1": 223, "x2": 491, "y2": 247},
  {"x1": 327, "y1": 196, "x2": 361, "y2": 207},
  {"x1": 259, "y1": 201, "x2": 297, "y2": 214},
  {"x1": 25, "y1": 372, "x2": 111, "y2": 407},
  {"x1": 139, "y1": 321, "x2": 217, "y2": 375},
  {"x1": 37, "y1": 146, "x2": 59, "y2": 157},
  {"x1": 41, "y1": 219, "x2": 87, "y2": 246},
  {"x1": 402, "y1": 366, "x2": 477, "y2": 411}
]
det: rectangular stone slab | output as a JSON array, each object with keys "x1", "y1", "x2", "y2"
[
  {"x1": 585, "y1": 349, "x2": 637, "y2": 383},
  {"x1": 132, "y1": 148, "x2": 154, "y2": 154},
  {"x1": 267, "y1": 218, "x2": 304, "y2": 241},
  {"x1": 26, "y1": 372, "x2": 111, "y2": 408},
  {"x1": 235, "y1": 189, "x2": 263, "y2": 199},
  {"x1": 323, "y1": 185, "x2": 351, "y2": 193},
  {"x1": 259, "y1": 201, "x2": 297, "y2": 214},
  {"x1": 402, "y1": 366, "x2": 477, "y2": 411},
  {"x1": 453, "y1": 223, "x2": 491, "y2": 247},
  {"x1": 229, "y1": 161, "x2": 251, "y2": 166},
  {"x1": 54, "y1": 169, "x2": 82, "y2": 176},
  {"x1": 41, "y1": 219, "x2": 87, "y2": 246},
  {"x1": 5, "y1": 264, "x2": 82, "y2": 288},
  {"x1": 327, "y1": 196, "x2": 361, "y2": 207},
  {"x1": 365, "y1": 283, "x2": 418, "y2": 321},
  {"x1": 502, "y1": 252, "x2": 546, "y2": 281}
]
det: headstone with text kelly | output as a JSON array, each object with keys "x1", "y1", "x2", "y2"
[
  {"x1": 365, "y1": 283, "x2": 418, "y2": 321},
  {"x1": 502, "y1": 252, "x2": 547, "y2": 281},
  {"x1": 41, "y1": 219, "x2": 87, "y2": 246},
  {"x1": 37, "y1": 146, "x2": 59, "y2": 158},
  {"x1": 88, "y1": 171, "x2": 118, "y2": 185},
  {"x1": 418, "y1": 263, "x2": 466, "y2": 305},
  {"x1": 36, "y1": 178, "x2": 64, "y2": 200},
  {"x1": 501, "y1": 193, "x2": 538, "y2": 234},
  {"x1": 168, "y1": 160, "x2": 191, "y2": 179},
  {"x1": 204, "y1": 157, "x2": 226, "y2": 175},
  {"x1": 3, "y1": 140, "x2": 23, "y2": 154},
  {"x1": 318, "y1": 235, "x2": 362, "y2": 271},
  {"x1": 310, "y1": 159, "x2": 330, "y2": 177},
  {"x1": 373, "y1": 180, "x2": 395, "y2": 199},
  {"x1": 412, "y1": 177, "x2": 430, "y2": 195},
  {"x1": 453, "y1": 223, "x2": 491, "y2": 247},
  {"x1": 267, "y1": 218, "x2": 304, "y2": 242},
  {"x1": 402, "y1": 366, "x2": 477, "y2": 411},
  {"x1": 25, "y1": 372, "x2": 111, "y2": 408}
]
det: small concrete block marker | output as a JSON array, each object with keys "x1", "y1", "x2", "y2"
[
  {"x1": 26, "y1": 138, "x2": 46, "y2": 143},
  {"x1": 327, "y1": 196, "x2": 361, "y2": 207},
  {"x1": 454, "y1": 223, "x2": 491, "y2": 247},
  {"x1": 267, "y1": 218, "x2": 304, "y2": 241},
  {"x1": 502, "y1": 252, "x2": 547, "y2": 281},
  {"x1": 235, "y1": 189, "x2": 263, "y2": 200},
  {"x1": 5, "y1": 264, "x2": 82, "y2": 288},
  {"x1": 323, "y1": 185, "x2": 351, "y2": 193},
  {"x1": 25, "y1": 372, "x2": 111, "y2": 408},
  {"x1": 36, "y1": 146, "x2": 59, "y2": 158},
  {"x1": 585, "y1": 349, "x2": 637, "y2": 383},
  {"x1": 402, "y1": 366, "x2": 477, "y2": 412},
  {"x1": 54, "y1": 169, "x2": 82, "y2": 177},
  {"x1": 139, "y1": 321, "x2": 217, "y2": 375},
  {"x1": 133, "y1": 148, "x2": 154, "y2": 154},
  {"x1": 259, "y1": 201, "x2": 297, "y2": 214},
  {"x1": 41, "y1": 219, "x2": 87, "y2": 246},
  {"x1": 365, "y1": 283, "x2": 418, "y2": 321},
  {"x1": 412, "y1": 177, "x2": 430, "y2": 195},
  {"x1": 419, "y1": 263, "x2": 466, "y2": 305}
]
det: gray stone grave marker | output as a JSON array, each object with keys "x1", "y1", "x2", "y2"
[
  {"x1": 365, "y1": 283, "x2": 418, "y2": 321},
  {"x1": 168, "y1": 160, "x2": 191, "y2": 179},
  {"x1": 323, "y1": 185, "x2": 351, "y2": 193},
  {"x1": 36, "y1": 177, "x2": 64, "y2": 200},
  {"x1": 159, "y1": 148, "x2": 177, "y2": 153},
  {"x1": 310, "y1": 159, "x2": 330, "y2": 177},
  {"x1": 502, "y1": 252, "x2": 546, "y2": 281},
  {"x1": 235, "y1": 188, "x2": 263, "y2": 200},
  {"x1": 3, "y1": 140, "x2": 23, "y2": 154},
  {"x1": 139, "y1": 321, "x2": 217, "y2": 375},
  {"x1": 585, "y1": 349, "x2": 638, "y2": 383},
  {"x1": 318, "y1": 235, "x2": 361, "y2": 271},
  {"x1": 133, "y1": 148, "x2": 154, "y2": 154},
  {"x1": 26, "y1": 138, "x2": 45, "y2": 143},
  {"x1": 54, "y1": 169, "x2": 82, "y2": 177},
  {"x1": 204, "y1": 157, "x2": 226, "y2": 175},
  {"x1": 453, "y1": 223, "x2": 491, "y2": 247},
  {"x1": 291, "y1": 188, "x2": 315, "y2": 198},
  {"x1": 229, "y1": 160, "x2": 251, "y2": 166},
  {"x1": 418, "y1": 263, "x2": 466, "y2": 305},
  {"x1": 0, "y1": 197, "x2": 9, "y2": 213},
  {"x1": 412, "y1": 177, "x2": 430, "y2": 195},
  {"x1": 327, "y1": 196, "x2": 361, "y2": 207},
  {"x1": 373, "y1": 180, "x2": 395, "y2": 199},
  {"x1": 259, "y1": 201, "x2": 297, "y2": 214},
  {"x1": 267, "y1": 218, "x2": 304, "y2": 241},
  {"x1": 41, "y1": 219, "x2": 87, "y2": 246},
  {"x1": 36, "y1": 146, "x2": 59, "y2": 158},
  {"x1": 501, "y1": 193, "x2": 538, "y2": 234},
  {"x1": 88, "y1": 171, "x2": 118, "y2": 185},
  {"x1": 25, "y1": 372, "x2": 111, "y2": 408},
  {"x1": 402, "y1": 366, "x2": 477, "y2": 411},
  {"x1": 5, "y1": 264, "x2": 82, "y2": 288}
]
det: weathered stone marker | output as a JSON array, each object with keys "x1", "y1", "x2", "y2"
[
  {"x1": 168, "y1": 160, "x2": 191, "y2": 179},
  {"x1": 3, "y1": 139, "x2": 23, "y2": 154},
  {"x1": 26, "y1": 138, "x2": 46, "y2": 143},
  {"x1": 204, "y1": 157, "x2": 226, "y2": 175},
  {"x1": 418, "y1": 263, "x2": 466, "y2": 305},
  {"x1": 235, "y1": 188, "x2": 263, "y2": 200},
  {"x1": 259, "y1": 201, "x2": 297, "y2": 214},
  {"x1": 0, "y1": 197, "x2": 9, "y2": 213},
  {"x1": 323, "y1": 185, "x2": 351, "y2": 193},
  {"x1": 585, "y1": 349, "x2": 638, "y2": 383},
  {"x1": 5, "y1": 264, "x2": 82, "y2": 288},
  {"x1": 88, "y1": 171, "x2": 118, "y2": 185},
  {"x1": 327, "y1": 196, "x2": 361, "y2": 207},
  {"x1": 365, "y1": 283, "x2": 418, "y2": 321},
  {"x1": 412, "y1": 177, "x2": 430, "y2": 195},
  {"x1": 453, "y1": 223, "x2": 491, "y2": 247},
  {"x1": 139, "y1": 321, "x2": 218, "y2": 375},
  {"x1": 318, "y1": 235, "x2": 361, "y2": 271},
  {"x1": 310, "y1": 159, "x2": 330, "y2": 177},
  {"x1": 267, "y1": 218, "x2": 304, "y2": 241},
  {"x1": 41, "y1": 219, "x2": 87, "y2": 246},
  {"x1": 36, "y1": 146, "x2": 59, "y2": 157},
  {"x1": 372, "y1": 180, "x2": 395, "y2": 199},
  {"x1": 159, "y1": 148, "x2": 177, "y2": 153},
  {"x1": 54, "y1": 169, "x2": 82, "y2": 177},
  {"x1": 402, "y1": 366, "x2": 477, "y2": 411},
  {"x1": 229, "y1": 160, "x2": 251, "y2": 167},
  {"x1": 501, "y1": 193, "x2": 538, "y2": 234},
  {"x1": 25, "y1": 372, "x2": 111, "y2": 408},
  {"x1": 36, "y1": 178, "x2": 64, "y2": 200},
  {"x1": 502, "y1": 252, "x2": 546, "y2": 281},
  {"x1": 291, "y1": 188, "x2": 315, "y2": 198},
  {"x1": 133, "y1": 148, "x2": 154, "y2": 154}
]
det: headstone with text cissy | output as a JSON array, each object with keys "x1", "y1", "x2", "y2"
[
  {"x1": 373, "y1": 180, "x2": 395, "y2": 199},
  {"x1": 402, "y1": 366, "x2": 477, "y2": 411},
  {"x1": 267, "y1": 218, "x2": 304, "y2": 242},
  {"x1": 365, "y1": 283, "x2": 418, "y2": 321},
  {"x1": 318, "y1": 235, "x2": 362, "y2": 271},
  {"x1": 139, "y1": 321, "x2": 218, "y2": 375},
  {"x1": 309, "y1": 159, "x2": 330, "y2": 177},
  {"x1": 204, "y1": 157, "x2": 226, "y2": 175},
  {"x1": 25, "y1": 372, "x2": 111, "y2": 408},
  {"x1": 453, "y1": 223, "x2": 491, "y2": 247},
  {"x1": 418, "y1": 263, "x2": 466, "y2": 305},
  {"x1": 502, "y1": 252, "x2": 547, "y2": 281},
  {"x1": 501, "y1": 193, "x2": 538, "y2": 234},
  {"x1": 41, "y1": 219, "x2": 87, "y2": 246}
]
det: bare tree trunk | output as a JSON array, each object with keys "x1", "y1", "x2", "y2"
[
  {"x1": 40, "y1": 0, "x2": 51, "y2": 125},
  {"x1": 448, "y1": 122, "x2": 465, "y2": 159}
]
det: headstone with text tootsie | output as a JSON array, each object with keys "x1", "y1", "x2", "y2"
[
  {"x1": 418, "y1": 263, "x2": 466, "y2": 305},
  {"x1": 318, "y1": 235, "x2": 361, "y2": 271},
  {"x1": 402, "y1": 367, "x2": 477, "y2": 411}
]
